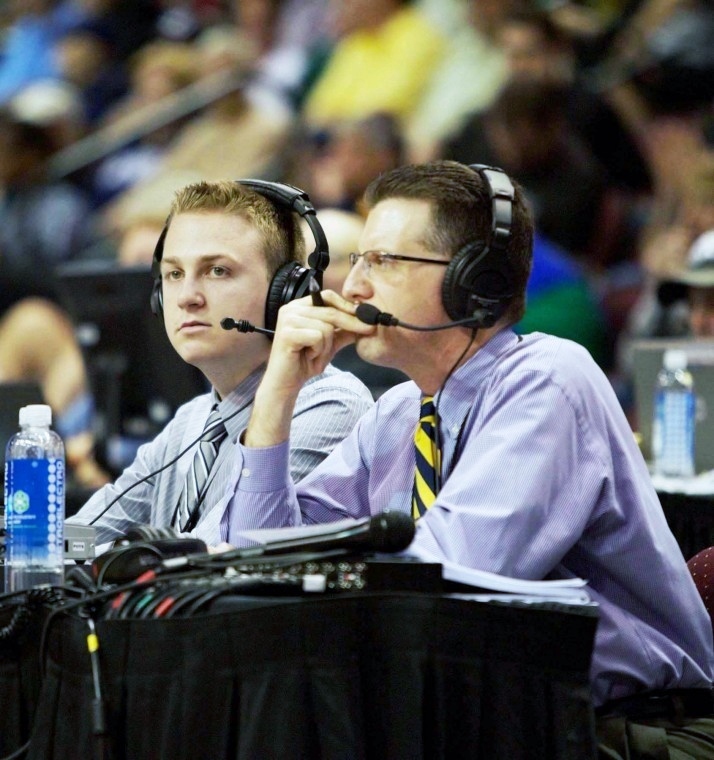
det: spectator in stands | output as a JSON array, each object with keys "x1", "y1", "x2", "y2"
[
  {"x1": 89, "y1": 204, "x2": 170, "y2": 267},
  {"x1": 443, "y1": 77, "x2": 608, "y2": 264},
  {"x1": 89, "y1": 40, "x2": 199, "y2": 206},
  {"x1": 612, "y1": 155, "x2": 714, "y2": 419},
  {"x1": 516, "y1": 231, "x2": 609, "y2": 368},
  {"x1": 101, "y1": 24, "x2": 292, "y2": 232},
  {"x1": 54, "y1": 22, "x2": 129, "y2": 126},
  {"x1": 300, "y1": 0, "x2": 444, "y2": 129},
  {"x1": 495, "y1": 8, "x2": 651, "y2": 198},
  {"x1": 291, "y1": 111, "x2": 404, "y2": 213},
  {"x1": 115, "y1": 213, "x2": 169, "y2": 269},
  {"x1": 0, "y1": 0, "x2": 82, "y2": 104},
  {"x1": 8, "y1": 78, "x2": 87, "y2": 149},
  {"x1": 677, "y1": 231, "x2": 714, "y2": 338},
  {"x1": 405, "y1": 0, "x2": 513, "y2": 161},
  {"x1": 624, "y1": 228, "x2": 714, "y2": 346},
  {"x1": 100, "y1": 39, "x2": 197, "y2": 132},
  {"x1": 0, "y1": 293, "x2": 109, "y2": 488},
  {"x1": 622, "y1": 135, "x2": 714, "y2": 344},
  {"x1": 230, "y1": 0, "x2": 329, "y2": 114},
  {"x1": 0, "y1": 109, "x2": 94, "y2": 280},
  {"x1": 73, "y1": 0, "x2": 160, "y2": 63}
]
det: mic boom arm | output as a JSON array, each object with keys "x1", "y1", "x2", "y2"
[
  {"x1": 221, "y1": 317, "x2": 275, "y2": 336},
  {"x1": 355, "y1": 304, "x2": 483, "y2": 331}
]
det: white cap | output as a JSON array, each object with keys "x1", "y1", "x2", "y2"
[
  {"x1": 19, "y1": 404, "x2": 52, "y2": 428},
  {"x1": 663, "y1": 349, "x2": 688, "y2": 371},
  {"x1": 672, "y1": 230, "x2": 714, "y2": 288}
]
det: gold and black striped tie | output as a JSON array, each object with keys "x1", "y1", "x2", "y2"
[{"x1": 412, "y1": 396, "x2": 440, "y2": 520}]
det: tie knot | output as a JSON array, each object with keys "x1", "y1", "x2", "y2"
[
  {"x1": 201, "y1": 407, "x2": 226, "y2": 442},
  {"x1": 420, "y1": 396, "x2": 435, "y2": 420}
]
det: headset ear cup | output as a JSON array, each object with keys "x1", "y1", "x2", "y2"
[
  {"x1": 442, "y1": 241, "x2": 513, "y2": 328},
  {"x1": 442, "y1": 242, "x2": 482, "y2": 323},
  {"x1": 150, "y1": 279, "x2": 163, "y2": 317},
  {"x1": 150, "y1": 225, "x2": 168, "y2": 317},
  {"x1": 264, "y1": 261, "x2": 312, "y2": 331}
]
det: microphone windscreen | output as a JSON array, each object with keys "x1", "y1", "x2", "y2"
[
  {"x1": 370, "y1": 510, "x2": 415, "y2": 552},
  {"x1": 221, "y1": 317, "x2": 236, "y2": 330},
  {"x1": 356, "y1": 303, "x2": 383, "y2": 325}
]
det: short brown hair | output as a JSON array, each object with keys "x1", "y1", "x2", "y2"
[
  {"x1": 167, "y1": 180, "x2": 305, "y2": 279},
  {"x1": 363, "y1": 160, "x2": 533, "y2": 323}
]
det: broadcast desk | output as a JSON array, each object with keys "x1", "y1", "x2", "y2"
[{"x1": 1, "y1": 591, "x2": 598, "y2": 760}]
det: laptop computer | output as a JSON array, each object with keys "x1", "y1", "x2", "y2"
[{"x1": 630, "y1": 338, "x2": 714, "y2": 473}]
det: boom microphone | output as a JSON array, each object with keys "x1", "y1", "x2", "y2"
[
  {"x1": 221, "y1": 317, "x2": 275, "y2": 336},
  {"x1": 355, "y1": 303, "x2": 485, "y2": 331}
]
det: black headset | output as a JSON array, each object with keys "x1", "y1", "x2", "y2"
[
  {"x1": 150, "y1": 179, "x2": 330, "y2": 331},
  {"x1": 441, "y1": 164, "x2": 516, "y2": 328}
]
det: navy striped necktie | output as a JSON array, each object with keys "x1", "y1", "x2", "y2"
[
  {"x1": 174, "y1": 406, "x2": 228, "y2": 532},
  {"x1": 412, "y1": 396, "x2": 440, "y2": 520}
]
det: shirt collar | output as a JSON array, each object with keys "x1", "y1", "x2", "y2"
[
  {"x1": 433, "y1": 328, "x2": 520, "y2": 430},
  {"x1": 212, "y1": 363, "x2": 266, "y2": 440}
]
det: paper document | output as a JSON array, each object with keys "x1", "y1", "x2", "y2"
[
  {"x1": 439, "y1": 559, "x2": 587, "y2": 597},
  {"x1": 439, "y1": 558, "x2": 591, "y2": 603},
  {"x1": 237, "y1": 518, "x2": 360, "y2": 545}
]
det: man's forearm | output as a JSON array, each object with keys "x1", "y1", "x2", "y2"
[
  {"x1": 244, "y1": 383, "x2": 300, "y2": 448},
  {"x1": 243, "y1": 292, "x2": 371, "y2": 448}
]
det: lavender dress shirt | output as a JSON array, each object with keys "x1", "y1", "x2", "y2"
[{"x1": 229, "y1": 329, "x2": 714, "y2": 707}]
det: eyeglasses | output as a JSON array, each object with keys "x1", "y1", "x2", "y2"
[{"x1": 348, "y1": 250, "x2": 450, "y2": 274}]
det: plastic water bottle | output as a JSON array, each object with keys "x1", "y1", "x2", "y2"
[
  {"x1": 4, "y1": 404, "x2": 65, "y2": 592},
  {"x1": 652, "y1": 349, "x2": 695, "y2": 478}
]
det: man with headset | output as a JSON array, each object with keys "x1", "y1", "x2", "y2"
[
  {"x1": 227, "y1": 160, "x2": 714, "y2": 757},
  {"x1": 69, "y1": 179, "x2": 373, "y2": 547}
]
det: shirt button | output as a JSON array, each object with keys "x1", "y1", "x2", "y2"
[{"x1": 242, "y1": 468, "x2": 251, "y2": 477}]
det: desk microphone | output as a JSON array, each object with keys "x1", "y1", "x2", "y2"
[
  {"x1": 163, "y1": 510, "x2": 416, "y2": 573},
  {"x1": 221, "y1": 317, "x2": 275, "y2": 336},
  {"x1": 355, "y1": 303, "x2": 484, "y2": 332},
  {"x1": 254, "y1": 510, "x2": 415, "y2": 556}
]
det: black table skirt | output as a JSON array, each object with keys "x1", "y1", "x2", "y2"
[
  {"x1": 13, "y1": 593, "x2": 598, "y2": 760},
  {"x1": 658, "y1": 491, "x2": 714, "y2": 561}
]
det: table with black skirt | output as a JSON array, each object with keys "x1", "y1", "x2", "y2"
[{"x1": 0, "y1": 589, "x2": 599, "y2": 760}]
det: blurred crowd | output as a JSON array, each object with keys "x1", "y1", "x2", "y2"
[{"x1": 1, "y1": 0, "x2": 713, "y2": 480}]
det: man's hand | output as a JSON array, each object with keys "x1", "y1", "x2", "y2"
[
  {"x1": 245, "y1": 290, "x2": 375, "y2": 448},
  {"x1": 207, "y1": 542, "x2": 234, "y2": 554}
]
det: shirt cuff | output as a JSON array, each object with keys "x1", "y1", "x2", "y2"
[{"x1": 237, "y1": 440, "x2": 290, "y2": 492}]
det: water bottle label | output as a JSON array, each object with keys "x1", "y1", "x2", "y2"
[
  {"x1": 653, "y1": 391, "x2": 695, "y2": 476},
  {"x1": 4, "y1": 458, "x2": 65, "y2": 564}
]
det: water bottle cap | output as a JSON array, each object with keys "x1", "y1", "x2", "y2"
[
  {"x1": 663, "y1": 349, "x2": 688, "y2": 372},
  {"x1": 19, "y1": 404, "x2": 52, "y2": 428}
]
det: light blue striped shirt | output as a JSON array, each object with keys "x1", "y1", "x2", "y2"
[
  {"x1": 70, "y1": 363, "x2": 373, "y2": 546},
  {"x1": 229, "y1": 329, "x2": 714, "y2": 706}
]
